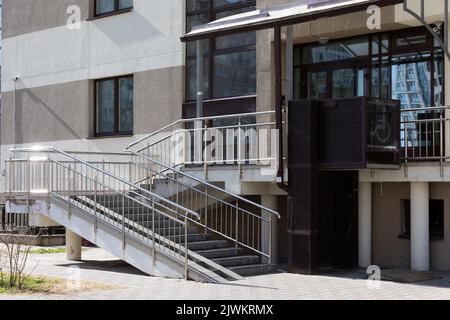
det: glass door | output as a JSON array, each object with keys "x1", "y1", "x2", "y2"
[
  {"x1": 305, "y1": 66, "x2": 365, "y2": 100},
  {"x1": 307, "y1": 71, "x2": 328, "y2": 99},
  {"x1": 332, "y1": 68, "x2": 356, "y2": 99}
]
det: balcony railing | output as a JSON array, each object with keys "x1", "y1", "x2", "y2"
[{"x1": 401, "y1": 106, "x2": 449, "y2": 164}]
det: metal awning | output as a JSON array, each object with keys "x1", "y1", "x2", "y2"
[{"x1": 181, "y1": 0, "x2": 404, "y2": 42}]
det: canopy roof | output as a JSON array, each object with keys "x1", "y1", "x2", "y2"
[{"x1": 181, "y1": 0, "x2": 404, "y2": 42}]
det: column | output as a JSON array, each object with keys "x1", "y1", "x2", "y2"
[
  {"x1": 261, "y1": 195, "x2": 278, "y2": 265},
  {"x1": 410, "y1": 182, "x2": 429, "y2": 271},
  {"x1": 358, "y1": 182, "x2": 372, "y2": 268},
  {"x1": 66, "y1": 229, "x2": 82, "y2": 261}
]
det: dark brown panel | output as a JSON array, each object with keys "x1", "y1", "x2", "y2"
[{"x1": 182, "y1": 95, "x2": 256, "y2": 118}]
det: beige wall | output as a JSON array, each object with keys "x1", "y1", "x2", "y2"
[
  {"x1": 373, "y1": 182, "x2": 450, "y2": 271},
  {"x1": 1, "y1": 66, "x2": 184, "y2": 145}
]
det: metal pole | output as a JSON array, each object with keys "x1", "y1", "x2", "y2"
[
  {"x1": 196, "y1": 40, "x2": 204, "y2": 118},
  {"x1": 185, "y1": 215, "x2": 189, "y2": 280}
]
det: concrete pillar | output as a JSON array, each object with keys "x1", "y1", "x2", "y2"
[
  {"x1": 410, "y1": 182, "x2": 430, "y2": 271},
  {"x1": 66, "y1": 229, "x2": 82, "y2": 261},
  {"x1": 358, "y1": 182, "x2": 372, "y2": 268},
  {"x1": 261, "y1": 195, "x2": 278, "y2": 265}
]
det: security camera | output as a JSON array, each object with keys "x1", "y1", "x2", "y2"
[
  {"x1": 13, "y1": 76, "x2": 19, "y2": 81},
  {"x1": 432, "y1": 21, "x2": 444, "y2": 33}
]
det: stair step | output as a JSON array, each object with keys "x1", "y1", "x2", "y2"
[
  {"x1": 229, "y1": 264, "x2": 272, "y2": 277},
  {"x1": 195, "y1": 247, "x2": 244, "y2": 259},
  {"x1": 154, "y1": 226, "x2": 197, "y2": 235},
  {"x1": 168, "y1": 233, "x2": 211, "y2": 243},
  {"x1": 212, "y1": 255, "x2": 260, "y2": 267},
  {"x1": 187, "y1": 240, "x2": 228, "y2": 251}
]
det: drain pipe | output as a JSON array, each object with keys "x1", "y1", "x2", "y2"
[
  {"x1": 13, "y1": 76, "x2": 20, "y2": 149},
  {"x1": 274, "y1": 25, "x2": 288, "y2": 192}
]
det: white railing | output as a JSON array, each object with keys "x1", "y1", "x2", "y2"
[
  {"x1": 401, "y1": 106, "x2": 450, "y2": 164},
  {"x1": 125, "y1": 111, "x2": 278, "y2": 175},
  {"x1": 5, "y1": 147, "x2": 198, "y2": 279}
]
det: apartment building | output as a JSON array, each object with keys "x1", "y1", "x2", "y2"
[{"x1": 2, "y1": 0, "x2": 450, "y2": 282}]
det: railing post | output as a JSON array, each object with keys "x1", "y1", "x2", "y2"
[
  {"x1": 204, "y1": 187, "x2": 208, "y2": 234},
  {"x1": 152, "y1": 197, "x2": 156, "y2": 265},
  {"x1": 204, "y1": 121, "x2": 208, "y2": 180},
  {"x1": 238, "y1": 116, "x2": 242, "y2": 178},
  {"x1": 122, "y1": 193, "x2": 126, "y2": 249},
  {"x1": 185, "y1": 214, "x2": 189, "y2": 281},
  {"x1": 129, "y1": 160, "x2": 133, "y2": 184},
  {"x1": 269, "y1": 214, "x2": 273, "y2": 265},
  {"x1": 94, "y1": 176, "x2": 98, "y2": 232},
  {"x1": 27, "y1": 156, "x2": 31, "y2": 215}
]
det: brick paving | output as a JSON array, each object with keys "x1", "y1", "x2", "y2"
[{"x1": 1, "y1": 247, "x2": 450, "y2": 300}]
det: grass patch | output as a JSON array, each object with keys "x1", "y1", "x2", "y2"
[
  {"x1": 0, "y1": 273, "x2": 56, "y2": 294},
  {"x1": 28, "y1": 248, "x2": 66, "y2": 255}
]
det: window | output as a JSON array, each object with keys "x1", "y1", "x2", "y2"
[
  {"x1": 185, "y1": 0, "x2": 256, "y2": 101},
  {"x1": 95, "y1": 75, "x2": 134, "y2": 136},
  {"x1": 95, "y1": 0, "x2": 133, "y2": 17},
  {"x1": 400, "y1": 199, "x2": 444, "y2": 239}
]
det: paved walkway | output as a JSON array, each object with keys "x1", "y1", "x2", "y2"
[{"x1": 2, "y1": 247, "x2": 450, "y2": 300}]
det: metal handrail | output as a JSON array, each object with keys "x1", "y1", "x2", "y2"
[
  {"x1": 400, "y1": 106, "x2": 450, "y2": 167},
  {"x1": 125, "y1": 110, "x2": 275, "y2": 151},
  {"x1": 10, "y1": 147, "x2": 200, "y2": 220},
  {"x1": 130, "y1": 151, "x2": 280, "y2": 219},
  {"x1": 123, "y1": 111, "x2": 280, "y2": 265},
  {"x1": 5, "y1": 154, "x2": 192, "y2": 278}
]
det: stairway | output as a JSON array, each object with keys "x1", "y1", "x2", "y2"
[
  {"x1": 82, "y1": 192, "x2": 271, "y2": 277},
  {"x1": 6, "y1": 113, "x2": 280, "y2": 283}
]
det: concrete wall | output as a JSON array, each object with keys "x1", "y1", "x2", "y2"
[{"x1": 372, "y1": 182, "x2": 450, "y2": 271}]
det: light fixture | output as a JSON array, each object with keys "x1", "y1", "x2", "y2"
[{"x1": 317, "y1": 36, "x2": 329, "y2": 45}]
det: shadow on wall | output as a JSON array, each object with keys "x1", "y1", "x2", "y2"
[
  {"x1": 92, "y1": 11, "x2": 164, "y2": 47},
  {"x1": 15, "y1": 86, "x2": 83, "y2": 144}
]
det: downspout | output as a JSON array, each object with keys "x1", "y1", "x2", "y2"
[
  {"x1": 274, "y1": 25, "x2": 288, "y2": 192},
  {"x1": 13, "y1": 76, "x2": 19, "y2": 149}
]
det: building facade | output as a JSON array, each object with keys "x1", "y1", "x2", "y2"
[{"x1": 2, "y1": 0, "x2": 450, "y2": 279}]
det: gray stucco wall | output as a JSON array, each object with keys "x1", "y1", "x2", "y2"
[
  {"x1": 2, "y1": 0, "x2": 92, "y2": 39},
  {"x1": 1, "y1": 66, "x2": 184, "y2": 145}
]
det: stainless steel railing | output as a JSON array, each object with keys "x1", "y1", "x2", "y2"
[
  {"x1": 401, "y1": 106, "x2": 450, "y2": 164},
  {"x1": 125, "y1": 111, "x2": 280, "y2": 264},
  {"x1": 5, "y1": 147, "x2": 199, "y2": 279},
  {"x1": 125, "y1": 111, "x2": 277, "y2": 174}
]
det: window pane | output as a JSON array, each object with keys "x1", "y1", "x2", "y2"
[
  {"x1": 215, "y1": 7, "x2": 256, "y2": 49},
  {"x1": 392, "y1": 60, "x2": 431, "y2": 110},
  {"x1": 308, "y1": 71, "x2": 327, "y2": 99},
  {"x1": 434, "y1": 51, "x2": 444, "y2": 106},
  {"x1": 119, "y1": 78, "x2": 134, "y2": 132},
  {"x1": 213, "y1": 0, "x2": 254, "y2": 8},
  {"x1": 119, "y1": 0, "x2": 133, "y2": 10},
  {"x1": 216, "y1": 31, "x2": 255, "y2": 49},
  {"x1": 332, "y1": 69, "x2": 355, "y2": 99},
  {"x1": 302, "y1": 38, "x2": 369, "y2": 64},
  {"x1": 187, "y1": 0, "x2": 210, "y2": 12},
  {"x1": 96, "y1": 80, "x2": 115, "y2": 134},
  {"x1": 213, "y1": 50, "x2": 256, "y2": 98},
  {"x1": 186, "y1": 58, "x2": 210, "y2": 101},
  {"x1": 187, "y1": 15, "x2": 209, "y2": 57},
  {"x1": 96, "y1": 0, "x2": 115, "y2": 15}
]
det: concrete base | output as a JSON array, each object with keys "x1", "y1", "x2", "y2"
[{"x1": 66, "y1": 229, "x2": 82, "y2": 261}]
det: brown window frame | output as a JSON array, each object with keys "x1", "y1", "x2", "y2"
[
  {"x1": 94, "y1": 75, "x2": 134, "y2": 137},
  {"x1": 185, "y1": 0, "x2": 257, "y2": 102},
  {"x1": 94, "y1": 0, "x2": 133, "y2": 18}
]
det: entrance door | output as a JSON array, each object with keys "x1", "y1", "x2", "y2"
[{"x1": 305, "y1": 66, "x2": 366, "y2": 99}]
